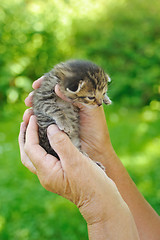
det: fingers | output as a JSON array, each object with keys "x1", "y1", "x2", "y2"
[
  {"x1": 25, "y1": 115, "x2": 39, "y2": 145},
  {"x1": 25, "y1": 76, "x2": 44, "y2": 107},
  {"x1": 47, "y1": 125, "x2": 80, "y2": 168},
  {"x1": 18, "y1": 122, "x2": 37, "y2": 174},
  {"x1": 24, "y1": 116, "x2": 47, "y2": 169},
  {"x1": 25, "y1": 91, "x2": 34, "y2": 107},
  {"x1": 55, "y1": 84, "x2": 93, "y2": 111},
  {"x1": 55, "y1": 84, "x2": 87, "y2": 111},
  {"x1": 24, "y1": 116, "x2": 59, "y2": 173},
  {"x1": 20, "y1": 116, "x2": 60, "y2": 179},
  {"x1": 24, "y1": 116, "x2": 62, "y2": 185},
  {"x1": 32, "y1": 76, "x2": 44, "y2": 89},
  {"x1": 55, "y1": 84, "x2": 71, "y2": 102},
  {"x1": 23, "y1": 108, "x2": 33, "y2": 125}
]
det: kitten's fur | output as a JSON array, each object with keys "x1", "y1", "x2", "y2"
[{"x1": 33, "y1": 60, "x2": 111, "y2": 161}]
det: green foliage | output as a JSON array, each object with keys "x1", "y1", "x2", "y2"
[
  {"x1": 104, "y1": 101, "x2": 160, "y2": 214},
  {"x1": 0, "y1": 0, "x2": 160, "y2": 239},
  {"x1": 0, "y1": 0, "x2": 160, "y2": 106},
  {"x1": 72, "y1": 0, "x2": 160, "y2": 107}
]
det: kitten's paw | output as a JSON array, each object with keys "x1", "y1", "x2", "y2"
[{"x1": 58, "y1": 121, "x2": 72, "y2": 134}]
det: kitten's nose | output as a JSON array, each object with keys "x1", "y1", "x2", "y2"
[
  {"x1": 97, "y1": 101, "x2": 102, "y2": 107},
  {"x1": 96, "y1": 99, "x2": 102, "y2": 106}
]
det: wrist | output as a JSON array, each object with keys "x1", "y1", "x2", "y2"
[
  {"x1": 99, "y1": 143, "x2": 117, "y2": 161},
  {"x1": 93, "y1": 143, "x2": 118, "y2": 166},
  {"x1": 87, "y1": 205, "x2": 139, "y2": 240},
  {"x1": 78, "y1": 178, "x2": 128, "y2": 225},
  {"x1": 82, "y1": 137, "x2": 117, "y2": 165},
  {"x1": 79, "y1": 198, "x2": 109, "y2": 226}
]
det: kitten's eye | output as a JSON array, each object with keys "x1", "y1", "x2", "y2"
[{"x1": 86, "y1": 96, "x2": 95, "y2": 100}]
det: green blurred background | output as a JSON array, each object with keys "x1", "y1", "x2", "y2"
[{"x1": 0, "y1": 0, "x2": 160, "y2": 239}]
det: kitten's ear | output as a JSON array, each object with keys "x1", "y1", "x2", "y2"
[
  {"x1": 66, "y1": 80, "x2": 85, "y2": 94},
  {"x1": 54, "y1": 63, "x2": 73, "y2": 80},
  {"x1": 54, "y1": 69, "x2": 73, "y2": 80},
  {"x1": 106, "y1": 74, "x2": 111, "y2": 83},
  {"x1": 103, "y1": 94, "x2": 112, "y2": 105}
]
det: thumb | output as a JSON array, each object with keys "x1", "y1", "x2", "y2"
[{"x1": 47, "y1": 125, "x2": 79, "y2": 166}]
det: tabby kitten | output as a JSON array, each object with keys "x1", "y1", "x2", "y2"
[{"x1": 33, "y1": 60, "x2": 111, "y2": 160}]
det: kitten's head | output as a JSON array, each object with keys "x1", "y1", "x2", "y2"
[{"x1": 54, "y1": 60, "x2": 111, "y2": 107}]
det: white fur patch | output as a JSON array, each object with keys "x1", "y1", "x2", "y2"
[
  {"x1": 107, "y1": 75, "x2": 111, "y2": 82},
  {"x1": 103, "y1": 94, "x2": 112, "y2": 105},
  {"x1": 67, "y1": 80, "x2": 85, "y2": 93}
]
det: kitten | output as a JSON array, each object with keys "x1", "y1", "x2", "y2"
[{"x1": 33, "y1": 59, "x2": 111, "y2": 162}]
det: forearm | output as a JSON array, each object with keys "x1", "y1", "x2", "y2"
[
  {"x1": 99, "y1": 149, "x2": 160, "y2": 240},
  {"x1": 87, "y1": 207, "x2": 140, "y2": 240}
]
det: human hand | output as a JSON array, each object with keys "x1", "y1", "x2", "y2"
[
  {"x1": 19, "y1": 115, "x2": 129, "y2": 226},
  {"x1": 24, "y1": 77, "x2": 116, "y2": 164}
]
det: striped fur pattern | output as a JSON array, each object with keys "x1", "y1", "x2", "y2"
[{"x1": 33, "y1": 60, "x2": 111, "y2": 159}]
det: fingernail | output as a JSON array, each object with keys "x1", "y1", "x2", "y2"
[
  {"x1": 47, "y1": 125, "x2": 60, "y2": 136},
  {"x1": 29, "y1": 91, "x2": 34, "y2": 97},
  {"x1": 32, "y1": 79, "x2": 39, "y2": 88},
  {"x1": 24, "y1": 107, "x2": 32, "y2": 114}
]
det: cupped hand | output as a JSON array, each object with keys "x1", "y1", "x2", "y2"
[
  {"x1": 24, "y1": 77, "x2": 116, "y2": 164},
  {"x1": 19, "y1": 115, "x2": 127, "y2": 226}
]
